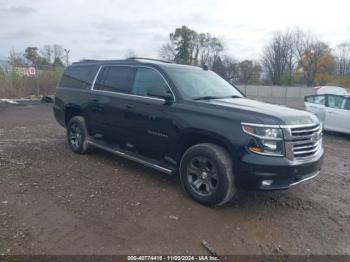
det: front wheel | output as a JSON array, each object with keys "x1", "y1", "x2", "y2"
[{"x1": 179, "y1": 143, "x2": 236, "y2": 206}]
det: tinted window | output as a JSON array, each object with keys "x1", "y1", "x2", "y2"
[
  {"x1": 305, "y1": 95, "x2": 325, "y2": 105},
  {"x1": 314, "y1": 95, "x2": 325, "y2": 105},
  {"x1": 305, "y1": 96, "x2": 314, "y2": 103},
  {"x1": 328, "y1": 95, "x2": 347, "y2": 109},
  {"x1": 132, "y1": 67, "x2": 169, "y2": 96},
  {"x1": 60, "y1": 65, "x2": 98, "y2": 89},
  {"x1": 95, "y1": 66, "x2": 136, "y2": 94},
  {"x1": 345, "y1": 98, "x2": 350, "y2": 110}
]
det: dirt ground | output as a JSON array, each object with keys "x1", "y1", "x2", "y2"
[{"x1": 0, "y1": 103, "x2": 349, "y2": 255}]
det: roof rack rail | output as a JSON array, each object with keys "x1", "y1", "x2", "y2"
[
  {"x1": 76, "y1": 59, "x2": 99, "y2": 63},
  {"x1": 73, "y1": 59, "x2": 129, "y2": 64},
  {"x1": 127, "y1": 57, "x2": 171, "y2": 63},
  {"x1": 73, "y1": 58, "x2": 171, "y2": 64}
]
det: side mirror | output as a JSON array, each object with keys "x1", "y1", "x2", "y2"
[{"x1": 147, "y1": 87, "x2": 173, "y2": 103}]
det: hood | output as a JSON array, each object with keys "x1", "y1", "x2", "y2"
[{"x1": 197, "y1": 98, "x2": 319, "y2": 125}]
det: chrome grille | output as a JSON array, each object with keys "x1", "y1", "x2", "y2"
[{"x1": 283, "y1": 123, "x2": 323, "y2": 160}]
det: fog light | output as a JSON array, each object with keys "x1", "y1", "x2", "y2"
[
  {"x1": 249, "y1": 146, "x2": 263, "y2": 153},
  {"x1": 262, "y1": 180, "x2": 273, "y2": 186}
]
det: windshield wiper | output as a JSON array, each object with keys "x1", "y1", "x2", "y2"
[
  {"x1": 193, "y1": 96, "x2": 224, "y2": 100},
  {"x1": 193, "y1": 95, "x2": 242, "y2": 100},
  {"x1": 222, "y1": 95, "x2": 243, "y2": 99}
]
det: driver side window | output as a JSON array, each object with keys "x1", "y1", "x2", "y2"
[
  {"x1": 314, "y1": 95, "x2": 325, "y2": 105},
  {"x1": 305, "y1": 95, "x2": 325, "y2": 105},
  {"x1": 132, "y1": 67, "x2": 169, "y2": 97}
]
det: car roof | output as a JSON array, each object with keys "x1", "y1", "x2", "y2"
[
  {"x1": 316, "y1": 86, "x2": 348, "y2": 95},
  {"x1": 72, "y1": 57, "x2": 203, "y2": 71}
]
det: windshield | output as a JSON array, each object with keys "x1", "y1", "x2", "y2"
[{"x1": 165, "y1": 68, "x2": 244, "y2": 100}]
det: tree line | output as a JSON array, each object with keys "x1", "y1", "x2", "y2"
[
  {"x1": 160, "y1": 26, "x2": 350, "y2": 88},
  {"x1": 8, "y1": 44, "x2": 69, "y2": 70},
  {"x1": 0, "y1": 44, "x2": 68, "y2": 98}
]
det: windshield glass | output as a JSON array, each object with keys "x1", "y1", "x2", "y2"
[{"x1": 165, "y1": 67, "x2": 243, "y2": 99}]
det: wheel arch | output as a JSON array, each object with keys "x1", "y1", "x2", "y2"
[
  {"x1": 64, "y1": 104, "x2": 83, "y2": 126},
  {"x1": 175, "y1": 128, "x2": 236, "y2": 166}
]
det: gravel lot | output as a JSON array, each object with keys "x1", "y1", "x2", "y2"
[{"x1": 0, "y1": 103, "x2": 349, "y2": 255}]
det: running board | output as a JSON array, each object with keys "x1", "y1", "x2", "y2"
[{"x1": 87, "y1": 139, "x2": 174, "y2": 174}]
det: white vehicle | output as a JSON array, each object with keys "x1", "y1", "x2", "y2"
[
  {"x1": 315, "y1": 85, "x2": 348, "y2": 95},
  {"x1": 304, "y1": 92, "x2": 350, "y2": 135}
]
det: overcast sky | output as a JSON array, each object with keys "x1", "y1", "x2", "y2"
[{"x1": 1, "y1": 0, "x2": 349, "y2": 62}]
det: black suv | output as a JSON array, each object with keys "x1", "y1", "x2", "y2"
[{"x1": 54, "y1": 58, "x2": 324, "y2": 206}]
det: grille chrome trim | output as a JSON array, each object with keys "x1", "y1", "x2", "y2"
[
  {"x1": 293, "y1": 146, "x2": 320, "y2": 156},
  {"x1": 290, "y1": 171, "x2": 320, "y2": 186},
  {"x1": 291, "y1": 126, "x2": 320, "y2": 134},
  {"x1": 293, "y1": 141, "x2": 321, "y2": 151},
  {"x1": 282, "y1": 123, "x2": 323, "y2": 160}
]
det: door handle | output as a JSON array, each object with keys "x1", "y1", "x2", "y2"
[
  {"x1": 125, "y1": 104, "x2": 134, "y2": 110},
  {"x1": 91, "y1": 99, "x2": 103, "y2": 112}
]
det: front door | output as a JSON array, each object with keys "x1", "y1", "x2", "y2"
[
  {"x1": 123, "y1": 67, "x2": 177, "y2": 162},
  {"x1": 304, "y1": 95, "x2": 326, "y2": 122}
]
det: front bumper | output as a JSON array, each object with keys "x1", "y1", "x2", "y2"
[{"x1": 235, "y1": 148, "x2": 324, "y2": 190}]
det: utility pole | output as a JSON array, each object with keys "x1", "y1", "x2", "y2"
[
  {"x1": 64, "y1": 49, "x2": 70, "y2": 66},
  {"x1": 34, "y1": 63, "x2": 39, "y2": 97}
]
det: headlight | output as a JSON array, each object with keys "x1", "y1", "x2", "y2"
[{"x1": 242, "y1": 123, "x2": 284, "y2": 156}]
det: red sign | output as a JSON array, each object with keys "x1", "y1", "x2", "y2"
[{"x1": 28, "y1": 67, "x2": 36, "y2": 76}]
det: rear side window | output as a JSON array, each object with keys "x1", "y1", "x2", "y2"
[
  {"x1": 95, "y1": 66, "x2": 136, "y2": 94},
  {"x1": 132, "y1": 67, "x2": 169, "y2": 96},
  {"x1": 345, "y1": 98, "x2": 350, "y2": 110},
  {"x1": 327, "y1": 95, "x2": 347, "y2": 109},
  {"x1": 59, "y1": 65, "x2": 99, "y2": 89}
]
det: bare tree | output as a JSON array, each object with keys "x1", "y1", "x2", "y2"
[
  {"x1": 284, "y1": 30, "x2": 298, "y2": 84},
  {"x1": 40, "y1": 45, "x2": 53, "y2": 64},
  {"x1": 198, "y1": 33, "x2": 211, "y2": 66},
  {"x1": 9, "y1": 49, "x2": 26, "y2": 67},
  {"x1": 222, "y1": 56, "x2": 240, "y2": 84},
  {"x1": 53, "y1": 44, "x2": 64, "y2": 60},
  {"x1": 334, "y1": 43, "x2": 350, "y2": 76},
  {"x1": 261, "y1": 30, "x2": 295, "y2": 85},
  {"x1": 159, "y1": 43, "x2": 176, "y2": 62},
  {"x1": 208, "y1": 37, "x2": 224, "y2": 67}
]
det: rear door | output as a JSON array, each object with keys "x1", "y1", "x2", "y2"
[
  {"x1": 324, "y1": 95, "x2": 350, "y2": 133},
  {"x1": 88, "y1": 65, "x2": 136, "y2": 146},
  {"x1": 304, "y1": 95, "x2": 326, "y2": 122}
]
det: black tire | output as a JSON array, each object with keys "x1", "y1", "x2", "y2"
[
  {"x1": 67, "y1": 116, "x2": 92, "y2": 154},
  {"x1": 179, "y1": 143, "x2": 236, "y2": 206}
]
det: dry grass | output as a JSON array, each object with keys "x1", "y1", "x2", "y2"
[{"x1": 0, "y1": 70, "x2": 62, "y2": 99}]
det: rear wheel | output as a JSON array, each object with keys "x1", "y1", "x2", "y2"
[
  {"x1": 179, "y1": 143, "x2": 236, "y2": 206},
  {"x1": 67, "y1": 116, "x2": 92, "y2": 154}
]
